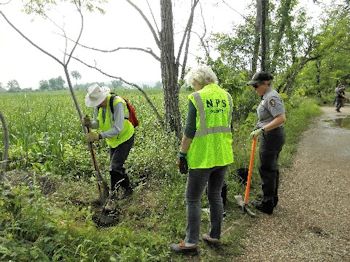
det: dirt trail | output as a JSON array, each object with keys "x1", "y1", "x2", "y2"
[{"x1": 237, "y1": 106, "x2": 350, "y2": 262}]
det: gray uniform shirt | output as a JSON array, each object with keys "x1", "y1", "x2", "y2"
[
  {"x1": 91, "y1": 98, "x2": 127, "y2": 138},
  {"x1": 257, "y1": 88, "x2": 285, "y2": 128}
]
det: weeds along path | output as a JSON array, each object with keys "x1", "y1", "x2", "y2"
[{"x1": 237, "y1": 106, "x2": 350, "y2": 261}]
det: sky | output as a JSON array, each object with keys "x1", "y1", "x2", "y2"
[{"x1": 0, "y1": 0, "x2": 334, "y2": 89}]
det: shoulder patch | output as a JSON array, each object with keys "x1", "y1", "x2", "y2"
[{"x1": 269, "y1": 99, "x2": 276, "y2": 107}]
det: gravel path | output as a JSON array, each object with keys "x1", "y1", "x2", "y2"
[{"x1": 237, "y1": 106, "x2": 350, "y2": 262}]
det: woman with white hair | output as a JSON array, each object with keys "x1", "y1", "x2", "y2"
[
  {"x1": 170, "y1": 66, "x2": 234, "y2": 254},
  {"x1": 83, "y1": 84, "x2": 135, "y2": 203}
]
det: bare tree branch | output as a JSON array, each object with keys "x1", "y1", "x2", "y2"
[
  {"x1": 176, "y1": 0, "x2": 199, "y2": 66},
  {"x1": 180, "y1": 29, "x2": 191, "y2": 82},
  {"x1": 0, "y1": 4, "x2": 109, "y2": 203},
  {"x1": 199, "y1": 2, "x2": 207, "y2": 42},
  {"x1": 193, "y1": 2, "x2": 210, "y2": 61},
  {"x1": 63, "y1": 22, "x2": 68, "y2": 64},
  {"x1": 0, "y1": 11, "x2": 64, "y2": 66},
  {"x1": 0, "y1": 0, "x2": 12, "y2": 5},
  {"x1": 125, "y1": 0, "x2": 161, "y2": 48},
  {"x1": 63, "y1": 36, "x2": 161, "y2": 61},
  {"x1": 221, "y1": 0, "x2": 249, "y2": 21},
  {"x1": 66, "y1": 0, "x2": 84, "y2": 65},
  {"x1": 146, "y1": 0, "x2": 160, "y2": 35},
  {"x1": 42, "y1": 13, "x2": 69, "y2": 63},
  {"x1": 71, "y1": 55, "x2": 165, "y2": 127}
]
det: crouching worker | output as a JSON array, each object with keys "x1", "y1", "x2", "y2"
[
  {"x1": 170, "y1": 66, "x2": 234, "y2": 254},
  {"x1": 83, "y1": 84, "x2": 135, "y2": 203}
]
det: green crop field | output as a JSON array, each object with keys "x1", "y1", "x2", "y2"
[
  {"x1": 0, "y1": 89, "x2": 321, "y2": 261},
  {"x1": 0, "y1": 90, "x2": 184, "y2": 177}
]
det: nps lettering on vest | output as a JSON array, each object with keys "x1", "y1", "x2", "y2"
[
  {"x1": 187, "y1": 83, "x2": 234, "y2": 169},
  {"x1": 98, "y1": 95, "x2": 134, "y2": 148}
]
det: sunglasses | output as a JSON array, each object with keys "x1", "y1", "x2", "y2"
[{"x1": 253, "y1": 81, "x2": 266, "y2": 89}]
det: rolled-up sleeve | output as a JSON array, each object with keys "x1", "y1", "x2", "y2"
[
  {"x1": 100, "y1": 103, "x2": 124, "y2": 138},
  {"x1": 91, "y1": 107, "x2": 100, "y2": 129}
]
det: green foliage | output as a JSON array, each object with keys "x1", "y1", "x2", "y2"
[
  {"x1": 0, "y1": 184, "x2": 169, "y2": 261},
  {"x1": 296, "y1": 6, "x2": 350, "y2": 96},
  {"x1": 22, "y1": 0, "x2": 107, "y2": 16},
  {"x1": 0, "y1": 89, "x2": 321, "y2": 261},
  {"x1": 39, "y1": 76, "x2": 66, "y2": 91},
  {"x1": 279, "y1": 97, "x2": 321, "y2": 167}
]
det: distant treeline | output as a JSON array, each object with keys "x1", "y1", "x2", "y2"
[{"x1": 0, "y1": 78, "x2": 163, "y2": 93}]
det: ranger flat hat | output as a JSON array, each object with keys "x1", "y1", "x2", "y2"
[
  {"x1": 248, "y1": 72, "x2": 274, "y2": 86},
  {"x1": 85, "y1": 84, "x2": 110, "y2": 107}
]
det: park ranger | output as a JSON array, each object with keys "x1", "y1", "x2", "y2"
[
  {"x1": 248, "y1": 72, "x2": 286, "y2": 215},
  {"x1": 170, "y1": 65, "x2": 234, "y2": 254},
  {"x1": 83, "y1": 84, "x2": 135, "y2": 203}
]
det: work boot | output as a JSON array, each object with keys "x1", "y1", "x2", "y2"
[
  {"x1": 253, "y1": 200, "x2": 274, "y2": 215},
  {"x1": 274, "y1": 196, "x2": 279, "y2": 208},
  {"x1": 122, "y1": 187, "x2": 133, "y2": 199},
  {"x1": 170, "y1": 241, "x2": 198, "y2": 254}
]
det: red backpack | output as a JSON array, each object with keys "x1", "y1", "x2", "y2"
[{"x1": 109, "y1": 94, "x2": 139, "y2": 128}]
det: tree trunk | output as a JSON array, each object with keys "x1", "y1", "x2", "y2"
[
  {"x1": 278, "y1": 55, "x2": 320, "y2": 95},
  {"x1": 251, "y1": 0, "x2": 262, "y2": 75},
  {"x1": 160, "y1": 0, "x2": 182, "y2": 139},
  {"x1": 260, "y1": 0, "x2": 270, "y2": 71},
  {"x1": 316, "y1": 59, "x2": 322, "y2": 97},
  {"x1": 64, "y1": 65, "x2": 109, "y2": 203},
  {"x1": 270, "y1": 0, "x2": 292, "y2": 73}
]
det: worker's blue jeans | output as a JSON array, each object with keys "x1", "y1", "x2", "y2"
[{"x1": 185, "y1": 166, "x2": 227, "y2": 244}]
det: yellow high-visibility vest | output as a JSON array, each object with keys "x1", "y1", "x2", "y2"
[
  {"x1": 187, "y1": 83, "x2": 234, "y2": 169},
  {"x1": 97, "y1": 95, "x2": 134, "y2": 148}
]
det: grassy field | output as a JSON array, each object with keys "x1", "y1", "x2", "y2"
[{"x1": 0, "y1": 89, "x2": 321, "y2": 261}]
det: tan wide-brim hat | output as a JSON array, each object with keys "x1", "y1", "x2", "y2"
[{"x1": 85, "y1": 84, "x2": 110, "y2": 107}]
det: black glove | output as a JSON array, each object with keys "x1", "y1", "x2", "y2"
[{"x1": 178, "y1": 152, "x2": 188, "y2": 174}]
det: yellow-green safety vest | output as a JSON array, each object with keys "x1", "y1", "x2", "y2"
[
  {"x1": 97, "y1": 95, "x2": 134, "y2": 148},
  {"x1": 187, "y1": 83, "x2": 234, "y2": 169}
]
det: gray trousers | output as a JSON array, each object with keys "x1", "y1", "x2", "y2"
[
  {"x1": 335, "y1": 97, "x2": 345, "y2": 110},
  {"x1": 185, "y1": 166, "x2": 227, "y2": 244},
  {"x1": 259, "y1": 127, "x2": 285, "y2": 204}
]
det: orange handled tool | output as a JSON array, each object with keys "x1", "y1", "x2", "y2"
[
  {"x1": 244, "y1": 137, "x2": 257, "y2": 205},
  {"x1": 234, "y1": 136, "x2": 257, "y2": 217}
]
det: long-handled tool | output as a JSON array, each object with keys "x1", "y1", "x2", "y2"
[
  {"x1": 234, "y1": 137, "x2": 257, "y2": 217},
  {"x1": 86, "y1": 126, "x2": 109, "y2": 204}
]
